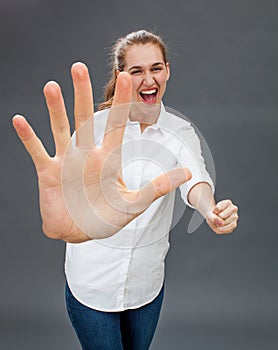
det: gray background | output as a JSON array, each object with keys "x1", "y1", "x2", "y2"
[{"x1": 1, "y1": 0, "x2": 277, "y2": 349}]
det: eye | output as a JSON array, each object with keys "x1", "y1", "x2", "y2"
[
  {"x1": 130, "y1": 70, "x2": 142, "y2": 75},
  {"x1": 152, "y1": 66, "x2": 163, "y2": 72}
]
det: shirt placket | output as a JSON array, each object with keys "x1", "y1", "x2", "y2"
[{"x1": 118, "y1": 122, "x2": 142, "y2": 309}]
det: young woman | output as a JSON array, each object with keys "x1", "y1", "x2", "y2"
[{"x1": 12, "y1": 30, "x2": 238, "y2": 349}]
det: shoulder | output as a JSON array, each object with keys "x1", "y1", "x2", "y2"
[
  {"x1": 159, "y1": 106, "x2": 196, "y2": 137},
  {"x1": 94, "y1": 108, "x2": 109, "y2": 127},
  {"x1": 94, "y1": 108, "x2": 110, "y2": 119}
]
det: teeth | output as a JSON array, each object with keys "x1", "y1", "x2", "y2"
[{"x1": 141, "y1": 89, "x2": 157, "y2": 95}]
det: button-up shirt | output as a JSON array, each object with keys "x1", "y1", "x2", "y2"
[{"x1": 65, "y1": 104, "x2": 214, "y2": 311}]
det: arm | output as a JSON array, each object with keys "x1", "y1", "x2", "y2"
[{"x1": 188, "y1": 182, "x2": 239, "y2": 234}]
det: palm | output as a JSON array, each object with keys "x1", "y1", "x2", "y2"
[
  {"x1": 13, "y1": 63, "x2": 190, "y2": 243},
  {"x1": 36, "y1": 157, "x2": 78, "y2": 240}
]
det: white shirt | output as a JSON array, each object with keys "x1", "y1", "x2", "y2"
[{"x1": 65, "y1": 104, "x2": 214, "y2": 312}]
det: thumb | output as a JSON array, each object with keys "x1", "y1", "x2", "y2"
[
  {"x1": 115, "y1": 167, "x2": 192, "y2": 216},
  {"x1": 213, "y1": 205, "x2": 221, "y2": 215},
  {"x1": 142, "y1": 167, "x2": 192, "y2": 202},
  {"x1": 152, "y1": 167, "x2": 192, "y2": 200}
]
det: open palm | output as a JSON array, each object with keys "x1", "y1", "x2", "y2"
[{"x1": 13, "y1": 63, "x2": 191, "y2": 243}]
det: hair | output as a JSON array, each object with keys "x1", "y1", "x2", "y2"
[{"x1": 98, "y1": 29, "x2": 168, "y2": 110}]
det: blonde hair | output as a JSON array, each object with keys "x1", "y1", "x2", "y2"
[{"x1": 98, "y1": 30, "x2": 168, "y2": 110}]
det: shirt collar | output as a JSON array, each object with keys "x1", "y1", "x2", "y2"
[{"x1": 127, "y1": 102, "x2": 167, "y2": 131}]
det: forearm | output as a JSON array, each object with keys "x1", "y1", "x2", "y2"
[{"x1": 187, "y1": 182, "x2": 215, "y2": 218}]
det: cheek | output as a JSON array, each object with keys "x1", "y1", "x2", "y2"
[
  {"x1": 157, "y1": 73, "x2": 168, "y2": 86},
  {"x1": 157, "y1": 75, "x2": 168, "y2": 91}
]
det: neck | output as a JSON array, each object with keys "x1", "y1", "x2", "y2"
[{"x1": 129, "y1": 102, "x2": 161, "y2": 126}]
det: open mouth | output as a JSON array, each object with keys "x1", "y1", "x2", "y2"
[{"x1": 139, "y1": 89, "x2": 158, "y2": 104}]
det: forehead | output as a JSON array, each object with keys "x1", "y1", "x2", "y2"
[{"x1": 124, "y1": 43, "x2": 164, "y2": 68}]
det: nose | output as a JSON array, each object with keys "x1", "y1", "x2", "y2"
[{"x1": 143, "y1": 72, "x2": 155, "y2": 86}]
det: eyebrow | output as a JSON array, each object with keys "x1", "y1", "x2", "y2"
[{"x1": 127, "y1": 62, "x2": 164, "y2": 72}]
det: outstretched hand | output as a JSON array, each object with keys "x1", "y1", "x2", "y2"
[{"x1": 13, "y1": 63, "x2": 191, "y2": 243}]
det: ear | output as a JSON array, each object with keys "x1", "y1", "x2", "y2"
[{"x1": 166, "y1": 62, "x2": 170, "y2": 81}]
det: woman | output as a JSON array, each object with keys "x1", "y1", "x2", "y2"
[{"x1": 12, "y1": 30, "x2": 238, "y2": 349}]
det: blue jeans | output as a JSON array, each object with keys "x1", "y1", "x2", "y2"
[{"x1": 65, "y1": 282, "x2": 164, "y2": 350}]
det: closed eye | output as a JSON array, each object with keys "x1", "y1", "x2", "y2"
[
  {"x1": 130, "y1": 69, "x2": 142, "y2": 75},
  {"x1": 152, "y1": 67, "x2": 163, "y2": 72}
]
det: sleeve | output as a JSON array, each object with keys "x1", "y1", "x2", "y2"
[{"x1": 177, "y1": 125, "x2": 215, "y2": 208}]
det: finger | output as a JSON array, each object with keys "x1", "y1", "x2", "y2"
[
  {"x1": 206, "y1": 211, "x2": 225, "y2": 227},
  {"x1": 12, "y1": 115, "x2": 50, "y2": 171},
  {"x1": 71, "y1": 62, "x2": 94, "y2": 147},
  {"x1": 213, "y1": 199, "x2": 232, "y2": 215},
  {"x1": 101, "y1": 166, "x2": 191, "y2": 216},
  {"x1": 103, "y1": 72, "x2": 132, "y2": 150},
  {"x1": 142, "y1": 167, "x2": 192, "y2": 202},
  {"x1": 113, "y1": 71, "x2": 133, "y2": 106},
  {"x1": 218, "y1": 204, "x2": 238, "y2": 221},
  {"x1": 223, "y1": 211, "x2": 239, "y2": 225},
  {"x1": 152, "y1": 167, "x2": 192, "y2": 200},
  {"x1": 121, "y1": 167, "x2": 191, "y2": 215},
  {"x1": 215, "y1": 221, "x2": 238, "y2": 234},
  {"x1": 43, "y1": 81, "x2": 71, "y2": 156}
]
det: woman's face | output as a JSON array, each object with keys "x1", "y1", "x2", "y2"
[{"x1": 122, "y1": 43, "x2": 170, "y2": 105}]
